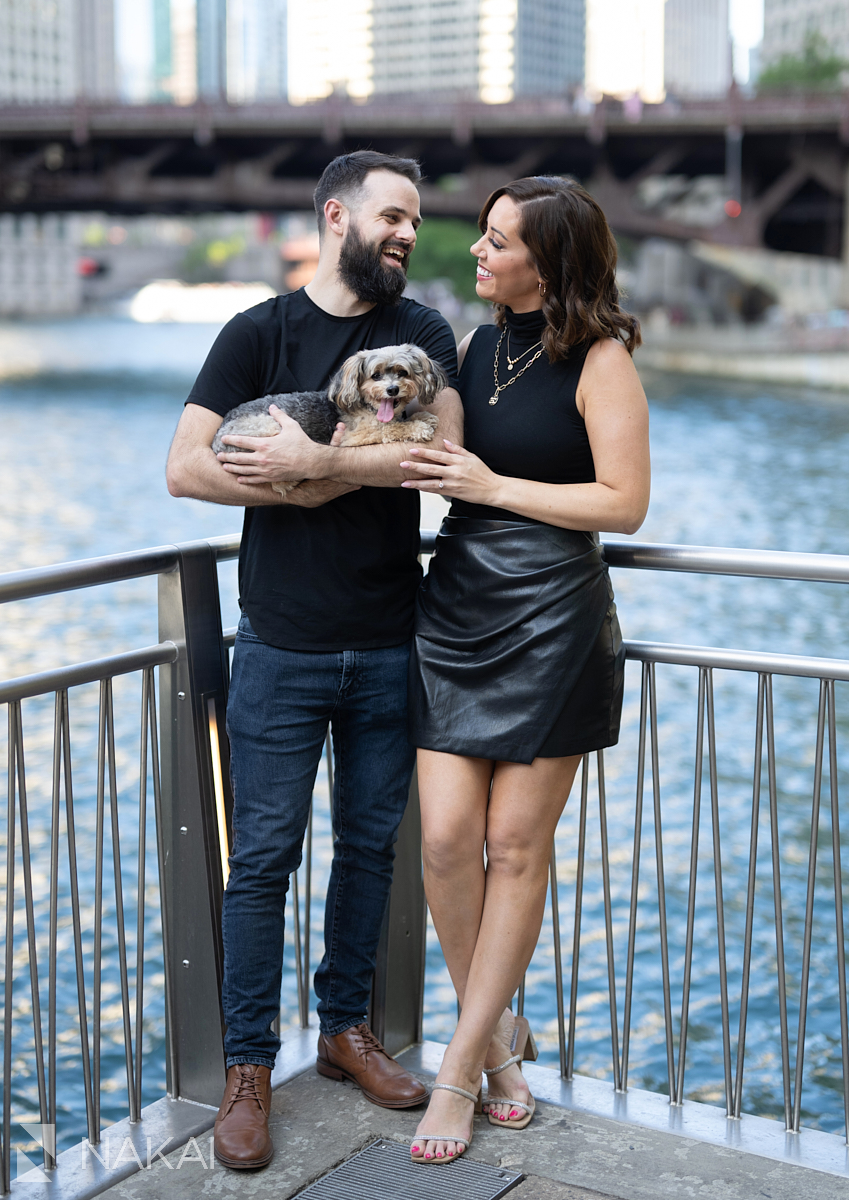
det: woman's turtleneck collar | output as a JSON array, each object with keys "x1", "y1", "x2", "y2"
[{"x1": 503, "y1": 306, "x2": 546, "y2": 346}]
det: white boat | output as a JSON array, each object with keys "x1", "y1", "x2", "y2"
[{"x1": 129, "y1": 279, "x2": 276, "y2": 324}]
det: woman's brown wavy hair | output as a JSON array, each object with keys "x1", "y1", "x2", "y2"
[{"x1": 479, "y1": 175, "x2": 641, "y2": 361}]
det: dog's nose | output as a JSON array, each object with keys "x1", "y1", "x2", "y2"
[{"x1": 386, "y1": 385, "x2": 400, "y2": 397}]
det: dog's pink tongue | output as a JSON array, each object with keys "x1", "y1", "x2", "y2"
[{"x1": 377, "y1": 397, "x2": 395, "y2": 423}]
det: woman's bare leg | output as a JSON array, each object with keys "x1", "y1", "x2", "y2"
[
  {"x1": 417, "y1": 750, "x2": 493, "y2": 1004},
  {"x1": 413, "y1": 752, "x2": 582, "y2": 1160}
]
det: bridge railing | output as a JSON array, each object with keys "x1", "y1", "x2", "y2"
[
  {"x1": 0, "y1": 541, "x2": 228, "y2": 1193},
  {"x1": 0, "y1": 531, "x2": 423, "y2": 1193},
  {"x1": 0, "y1": 534, "x2": 847, "y2": 1192}
]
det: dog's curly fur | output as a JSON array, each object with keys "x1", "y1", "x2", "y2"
[{"x1": 211, "y1": 344, "x2": 447, "y2": 496}]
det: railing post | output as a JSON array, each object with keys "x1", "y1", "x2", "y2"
[
  {"x1": 369, "y1": 768, "x2": 427, "y2": 1056},
  {"x1": 157, "y1": 541, "x2": 233, "y2": 1106}
]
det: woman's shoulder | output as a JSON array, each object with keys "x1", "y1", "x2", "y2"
[
  {"x1": 584, "y1": 336, "x2": 632, "y2": 366},
  {"x1": 577, "y1": 336, "x2": 645, "y2": 414},
  {"x1": 580, "y1": 336, "x2": 639, "y2": 386}
]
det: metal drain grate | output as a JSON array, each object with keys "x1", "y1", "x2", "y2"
[{"x1": 295, "y1": 1138, "x2": 523, "y2": 1199}]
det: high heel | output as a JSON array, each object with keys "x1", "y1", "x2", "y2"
[
  {"x1": 511, "y1": 1015, "x2": 538, "y2": 1063},
  {"x1": 483, "y1": 1016, "x2": 536, "y2": 1130}
]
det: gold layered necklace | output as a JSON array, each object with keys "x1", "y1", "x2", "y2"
[
  {"x1": 489, "y1": 328, "x2": 544, "y2": 405},
  {"x1": 505, "y1": 330, "x2": 543, "y2": 370}
]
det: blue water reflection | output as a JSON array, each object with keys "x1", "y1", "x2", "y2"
[{"x1": 1, "y1": 326, "x2": 848, "y2": 1149}]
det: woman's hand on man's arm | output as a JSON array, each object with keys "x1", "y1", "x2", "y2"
[{"x1": 399, "y1": 339, "x2": 650, "y2": 536}]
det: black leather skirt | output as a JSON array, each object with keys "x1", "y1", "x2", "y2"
[{"x1": 408, "y1": 517, "x2": 624, "y2": 765}]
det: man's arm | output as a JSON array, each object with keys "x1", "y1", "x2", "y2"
[
  {"x1": 216, "y1": 386, "x2": 464, "y2": 489},
  {"x1": 166, "y1": 404, "x2": 359, "y2": 508}
]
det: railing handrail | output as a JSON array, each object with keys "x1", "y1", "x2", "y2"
[
  {"x1": 1, "y1": 535, "x2": 847, "y2": 608},
  {"x1": 423, "y1": 532, "x2": 849, "y2": 583},
  {"x1": 601, "y1": 540, "x2": 849, "y2": 584},
  {"x1": 625, "y1": 638, "x2": 849, "y2": 682},
  {"x1": 0, "y1": 545, "x2": 180, "y2": 604},
  {"x1": 0, "y1": 642, "x2": 179, "y2": 704}
]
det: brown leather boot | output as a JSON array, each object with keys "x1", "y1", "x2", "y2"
[
  {"x1": 213, "y1": 1063, "x2": 273, "y2": 1169},
  {"x1": 317, "y1": 1024, "x2": 428, "y2": 1109}
]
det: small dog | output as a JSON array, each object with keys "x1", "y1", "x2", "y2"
[{"x1": 211, "y1": 343, "x2": 446, "y2": 496}]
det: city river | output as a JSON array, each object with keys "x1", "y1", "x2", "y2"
[{"x1": 1, "y1": 316, "x2": 848, "y2": 1150}]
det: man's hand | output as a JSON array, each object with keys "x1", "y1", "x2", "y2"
[
  {"x1": 284, "y1": 480, "x2": 361, "y2": 507},
  {"x1": 216, "y1": 407, "x2": 331, "y2": 485},
  {"x1": 166, "y1": 403, "x2": 350, "y2": 508}
]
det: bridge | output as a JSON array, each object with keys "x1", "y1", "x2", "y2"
[{"x1": 1, "y1": 90, "x2": 848, "y2": 256}]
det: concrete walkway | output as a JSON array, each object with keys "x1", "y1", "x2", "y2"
[{"x1": 102, "y1": 1036, "x2": 849, "y2": 1200}]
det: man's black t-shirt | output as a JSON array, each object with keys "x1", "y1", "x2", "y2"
[{"x1": 186, "y1": 288, "x2": 459, "y2": 651}]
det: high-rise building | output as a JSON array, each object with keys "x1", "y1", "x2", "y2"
[
  {"x1": 369, "y1": 0, "x2": 479, "y2": 99},
  {"x1": 0, "y1": 0, "x2": 75, "y2": 102},
  {"x1": 762, "y1": 0, "x2": 849, "y2": 66},
  {"x1": 151, "y1": 0, "x2": 197, "y2": 105},
  {"x1": 148, "y1": 0, "x2": 287, "y2": 106},
  {"x1": 584, "y1": 0, "x2": 665, "y2": 101},
  {"x1": 514, "y1": 0, "x2": 585, "y2": 98},
  {"x1": 227, "y1": 0, "x2": 287, "y2": 102},
  {"x1": 76, "y1": 0, "x2": 117, "y2": 99},
  {"x1": 197, "y1": 0, "x2": 227, "y2": 99},
  {"x1": 152, "y1": 0, "x2": 174, "y2": 100},
  {"x1": 664, "y1": 0, "x2": 730, "y2": 97},
  {"x1": 0, "y1": 0, "x2": 114, "y2": 103},
  {"x1": 291, "y1": 0, "x2": 584, "y2": 104},
  {"x1": 0, "y1": 214, "x2": 84, "y2": 316},
  {"x1": 287, "y1": 0, "x2": 372, "y2": 104}
]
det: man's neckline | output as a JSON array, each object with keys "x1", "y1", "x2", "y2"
[{"x1": 296, "y1": 287, "x2": 411, "y2": 322}]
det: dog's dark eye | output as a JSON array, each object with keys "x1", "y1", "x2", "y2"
[
  {"x1": 372, "y1": 371, "x2": 382, "y2": 380},
  {"x1": 396, "y1": 369, "x2": 408, "y2": 378}
]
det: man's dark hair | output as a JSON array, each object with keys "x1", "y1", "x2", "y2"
[{"x1": 313, "y1": 151, "x2": 422, "y2": 235}]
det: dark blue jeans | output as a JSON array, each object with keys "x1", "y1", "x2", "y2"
[{"x1": 222, "y1": 614, "x2": 415, "y2": 1069}]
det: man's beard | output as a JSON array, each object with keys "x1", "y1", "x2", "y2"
[{"x1": 337, "y1": 223, "x2": 408, "y2": 306}]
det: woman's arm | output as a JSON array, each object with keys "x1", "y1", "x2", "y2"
[{"x1": 400, "y1": 338, "x2": 650, "y2": 536}]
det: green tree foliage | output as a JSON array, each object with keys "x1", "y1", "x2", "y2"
[
  {"x1": 407, "y1": 217, "x2": 481, "y2": 303},
  {"x1": 758, "y1": 31, "x2": 847, "y2": 91}
]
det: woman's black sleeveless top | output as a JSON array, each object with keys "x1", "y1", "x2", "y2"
[{"x1": 451, "y1": 307, "x2": 594, "y2": 521}]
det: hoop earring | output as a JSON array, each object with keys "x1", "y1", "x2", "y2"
[{"x1": 538, "y1": 281, "x2": 546, "y2": 297}]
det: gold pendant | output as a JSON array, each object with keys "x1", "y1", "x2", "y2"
[
  {"x1": 507, "y1": 362, "x2": 513, "y2": 371},
  {"x1": 489, "y1": 396, "x2": 498, "y2": 405}
]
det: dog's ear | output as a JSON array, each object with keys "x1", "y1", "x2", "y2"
[
  {"x1": 411, "y1": 348, "x2": 448, "y2": 406},
  {"x1": 328, "y1": 351, "x2": 369, "y2": 411}
]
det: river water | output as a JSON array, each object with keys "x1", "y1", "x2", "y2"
[{"x1": 1, "y1": 316, "x2": 848, "y2": 1152}]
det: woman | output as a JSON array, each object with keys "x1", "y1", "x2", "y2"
[{"x1": 399, "y1": 176, "x2": 650, "y2": 1164}]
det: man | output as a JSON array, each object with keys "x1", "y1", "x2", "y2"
[{"x1": 166, "y1": 150, "x2": 462, "y2": 1170}]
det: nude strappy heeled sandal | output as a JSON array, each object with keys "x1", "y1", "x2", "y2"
[
  {"x1": 410, "y1": 1081, "x2": 482, "y2": 1164},
  {"x1": 482, "y1": 1014, "x2": 538, "y2": 1130}
]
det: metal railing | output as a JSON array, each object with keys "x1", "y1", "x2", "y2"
[
  {"x1": 0, "y1": 533, "x2": 847, "y2": 1192},
  {"x1": 0, "y1": 532, "x2": 419, "y2": 1191},
  {"x1": 0, "y1": 543, "x2": 211, "y2": 1192},
  {"x1": 533, "y1": 542, "x2": 848, "y2": 1137}
]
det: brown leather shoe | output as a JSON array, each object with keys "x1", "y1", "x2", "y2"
[
  {"x1": 317, "y1": 1024, "x2": 428, "y2": 1109},
  {"x1": 213, "y1": 1063, "x2": 273, "y2": 1169}
]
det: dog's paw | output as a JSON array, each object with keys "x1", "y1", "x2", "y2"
[
  {"x1": 271, "y1": 480, "x2": 299, "y2": 497},
  {"x1": 407, "y1": 413, "x2": 439, "y2": 440}
]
